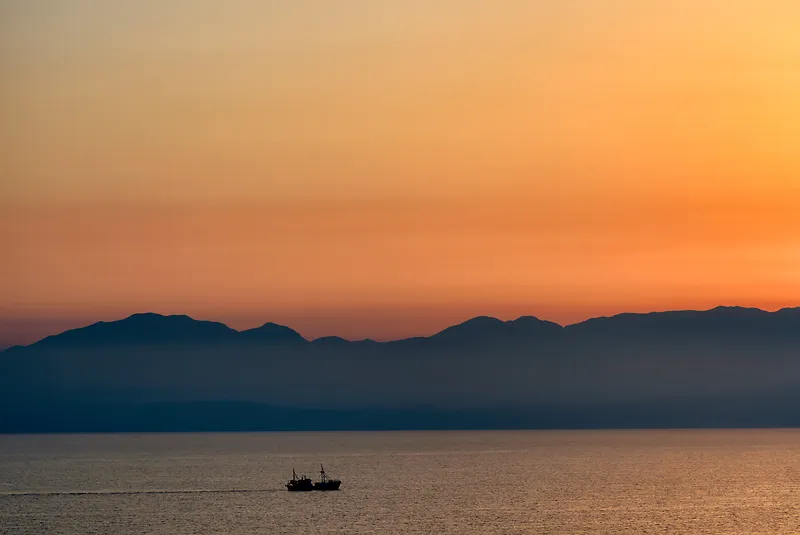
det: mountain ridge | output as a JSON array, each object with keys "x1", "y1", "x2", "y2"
[
  {"x1": 3, "y1": 305, "x2": 800, "y2": 432},
  {"x1": 7, "y1": 305, "x2": 798, "y2": 352}
]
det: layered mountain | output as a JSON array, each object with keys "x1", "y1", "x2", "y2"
[{"x1": 2, "y1": 307, "x2": 799, "y2": 432}]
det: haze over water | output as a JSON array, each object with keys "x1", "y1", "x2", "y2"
[{"x1": 1, "y1": 430, "x2": 798, "y2": 534}]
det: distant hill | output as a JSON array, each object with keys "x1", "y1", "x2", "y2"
[{"x1": 2, "y1": 307, "x2": 800, "y2": 432}]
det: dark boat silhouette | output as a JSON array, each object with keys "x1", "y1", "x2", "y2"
[
  {"x1": 313, "y1": 465, "x2": 341, "y2": 491},
  {"x1": 286, "y1": 468, "x2": 314, "y2": 491}
]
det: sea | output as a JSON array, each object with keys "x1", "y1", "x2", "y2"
[{"x1": 1, "y1": 430, "x2": 798, "y2": 534}]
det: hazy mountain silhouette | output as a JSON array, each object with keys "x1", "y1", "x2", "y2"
[
  {"x1": 238, "y1": 322, "x2": 307, "y2": 344},
  {"x1": 2, "y1": 307, "x2": 800, "y2": 432},
  {"x1": 24, "y1": 313, "x2": 238, "y2": 348}
]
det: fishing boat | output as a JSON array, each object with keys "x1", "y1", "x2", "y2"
[
  {"x1": 313, "y1": 465, "x2": 341, "y2": 491},
  {"x1": 286, "y1": 468, "x2": 314, "y2": 491}
]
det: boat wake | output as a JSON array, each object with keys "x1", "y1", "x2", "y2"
[{"x1": 0, "y1": 488, "x2": 283, "y2": 498}]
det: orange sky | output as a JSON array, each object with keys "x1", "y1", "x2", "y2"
[{"x1": 2, "y1": 1, "x2": 800, "y2": 344}]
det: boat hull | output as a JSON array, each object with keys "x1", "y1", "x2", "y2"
[
  {"x1": 313, "y1": 481, "x2": 341, "y2": 491},
  {"x1": 286, "y1": 477, "x2": 314, "y2": 491},
  {"x1": 286, "y1": 485, "x2": 314, "y2": 492}
]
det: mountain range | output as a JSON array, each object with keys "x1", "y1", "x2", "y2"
[{"x1": 2, "y1": 306, "x2": 799, "y2": 432}]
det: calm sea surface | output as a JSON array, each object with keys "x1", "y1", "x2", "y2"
[{"x1": 1, "y1": 430, "x2": 799, "y2": 534}]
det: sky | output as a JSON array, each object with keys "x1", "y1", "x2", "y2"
[{"x1": 2, "y1": 1, "x2": 800, "y2": 345}]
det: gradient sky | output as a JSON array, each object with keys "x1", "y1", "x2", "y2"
[{"x1": 2, "y1": 1, "x2": 800, "y2": 344}]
